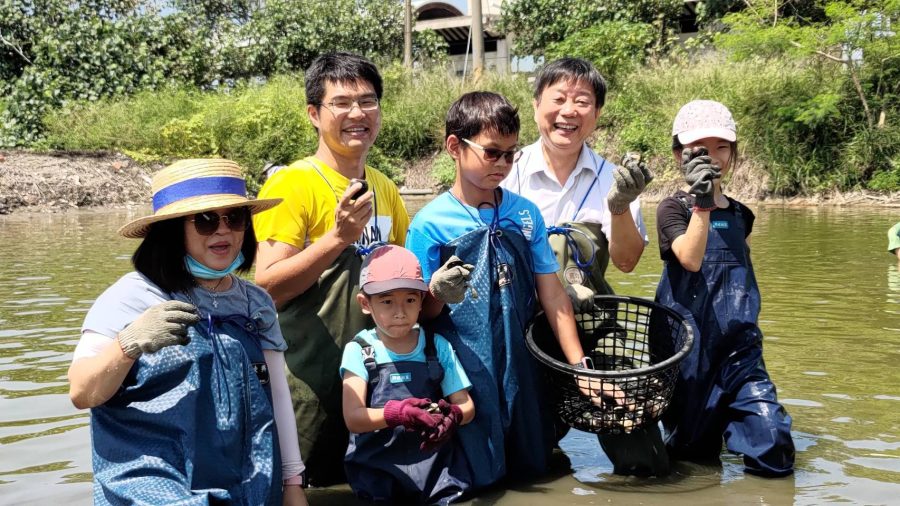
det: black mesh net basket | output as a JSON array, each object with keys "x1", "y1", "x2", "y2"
[{"x1": 525, "y1": 295, "x2": 694, "y2": 435}]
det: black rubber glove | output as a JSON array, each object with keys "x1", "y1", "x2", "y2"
[{"x1": 681, "y1": 147, "x2": 721, "y2": 211}]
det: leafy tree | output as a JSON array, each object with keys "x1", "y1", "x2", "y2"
[
  {"x1": 715, "y1": 0, "x2": 900, "y2": 186},
  {"x1": 498, "y1": 0, "x2": 683, "y2": 58},
  {"x1": 233, "y1": 0, "x2": 404, "y2": 77},
  {"x1": 0, "y1": 0, "x2": 218, "y2": 146},
  {"x1": 544, "y1": 21, "x2": 656, "y2": 83}
]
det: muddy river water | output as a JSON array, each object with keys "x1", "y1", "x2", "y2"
[{"x1": 1, "y1": 203, "x2": 898, "y2": 505}]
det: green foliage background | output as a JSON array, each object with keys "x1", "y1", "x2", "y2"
[{"x1": 3, "y1": 0, "x2": 899, "y2": 193}]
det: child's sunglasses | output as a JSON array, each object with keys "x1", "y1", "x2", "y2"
[
  {"x1": 188, "y1": 208, "x2": 250, "y2": 236},
  {"x1": 461, "y1": 138, "x2": 518, "y2": 164}
]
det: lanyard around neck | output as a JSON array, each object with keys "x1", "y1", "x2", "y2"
[{"x1": 308, "y1": 159, "x2": 382, "y2": 243}]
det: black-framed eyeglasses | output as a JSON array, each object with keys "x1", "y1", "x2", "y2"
[
  {"x1": 188, "y1": 208, "x2": 250, "y2": 236},
  {"x1": 461, "y1": 138, "x2": 518, "y2": 164},
  {"x1": 322, "y1": 96, "x2": 380, "y2": 115}
]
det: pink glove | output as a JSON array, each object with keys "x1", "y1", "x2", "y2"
[
  {"x1": 421, "y1": 400, "x2": 463, "y2": 452},
  {"x1": 383, "y1": 397, "x2": 441, "y2": 432}
]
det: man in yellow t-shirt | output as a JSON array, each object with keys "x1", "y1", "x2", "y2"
[{"x1": 253, "y1": 52, "x2": 409, "y2": 487}]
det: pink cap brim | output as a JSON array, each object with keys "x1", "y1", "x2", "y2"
[
  {"x1": 362, "y1": 278, "x2": 429, "y2": 295},
  {"x1": 677, "y1": 127, "x2": 736, "y2": 145}
]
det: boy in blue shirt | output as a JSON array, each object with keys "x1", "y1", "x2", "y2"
[
  {"x1": 340, "y1": 244, "x2": 475, "y2": 504},
  {"x1": 406, "y1": 92, "x2": 594, "y2": 489}
]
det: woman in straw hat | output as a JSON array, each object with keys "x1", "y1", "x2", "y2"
[{"x1": 67, "y1": 159, "x2": 308, "y2": 505}]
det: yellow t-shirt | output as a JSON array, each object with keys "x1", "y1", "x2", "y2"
[{"x1": 253, "y1": 156, "x2": 409, "y2": 250}]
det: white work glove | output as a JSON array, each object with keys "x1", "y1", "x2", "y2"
[
  {"x1": 117, "y1": 301, "x2": 200, "y2": 359},
  {"x1": 429, "y1": 256, "x2": 474, "y2": 304},
  {"x1": 565, "y1": 283, "x2": 595, "y2": 313}
]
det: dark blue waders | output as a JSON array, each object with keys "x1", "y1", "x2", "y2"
[
  {"x1": 655, "y1": 199, "x2": 795, "y2": 476},
  {"x1": 345, "y1": 331, "x2": 470, "y2": 504},
  {"x1": 91, "y1": 312, "x2": 281, "y2": 505},
  {"x1": 427, "y1": 222, "x2": 556, "y2": 489}
]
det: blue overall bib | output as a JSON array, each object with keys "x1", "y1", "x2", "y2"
[
  {"x1": 426, "y1": 222, "x2": 555, "y2": 489},
  {"x1": 91, "y1": 311, "x2": 281, "y2": 505},
  {"x1": 655, "y1": 198, "x2": 794, "y2": 476},
  {"x1": 345, "y1": 331, "x2": 469, "y2": 504}
]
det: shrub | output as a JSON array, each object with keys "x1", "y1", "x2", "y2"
[{"x1": 430, "y1": 152, "x2": 456, "y2": 189}]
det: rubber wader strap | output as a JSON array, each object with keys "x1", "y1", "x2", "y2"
[{"x1": 352, "y1": 336, "x2": 379, "y2": 387}]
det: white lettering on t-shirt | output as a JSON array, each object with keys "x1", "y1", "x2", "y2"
[{"x1": 518, "y1": 209, "x2": 534, "y2": 241}]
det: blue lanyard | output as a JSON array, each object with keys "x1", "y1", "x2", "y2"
[
  {"x1": 570, "y1": 151, "x2": 605, "y2": 222},
  {"x1": 546, "y1": 150, "x2": 605, "y2": 271}
]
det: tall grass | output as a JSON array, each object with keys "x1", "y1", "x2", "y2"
[
  {"x1": 42, "y1": 59, "x2": 900, "y2": 193},
  {"x1": 601, "y1": 56, "x2": 900, "y2": 193}
]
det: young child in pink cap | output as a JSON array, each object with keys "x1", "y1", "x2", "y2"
[
  {"x1": 340, "y1": 245, "x2": 474, "y2": 504},
  {"x1": 655, "y1": 100, "x2": 795, "y2": 477}
]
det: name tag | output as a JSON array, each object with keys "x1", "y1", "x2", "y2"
[
  {"x1": 389, "y1": 372, "x2": 412, "y2": 384},
  {"x1": 711, "y1": 220, "x2": 729, "y2": 229},
  {"x1": 252, "y1": 362, "x2": 270, "y2": 385}
]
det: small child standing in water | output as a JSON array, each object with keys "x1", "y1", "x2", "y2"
[
  {"x1": 655, "y1": 100, "x2": 795, "y2": 476},
  {"x1": 341, "y1": 245, "x2": 474, "y2": 504}
]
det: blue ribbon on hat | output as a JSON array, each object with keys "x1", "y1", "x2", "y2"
[{"x1": 152, "y1": 177, "x2": 247, "y2": 212}]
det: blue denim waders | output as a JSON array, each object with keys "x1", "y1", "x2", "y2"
[
  {"x1": 655, "y1": 200, "x2": 795, "y2": 476},
  {"x1": 91, "y1": 312, "x2": 281, "y2": 505},
  {"x1": 345, "y1": 331, "x2": 470, "y2": 504},
  {"x1": 427, "y1": 224, "x2": 555, "y2": 489}
]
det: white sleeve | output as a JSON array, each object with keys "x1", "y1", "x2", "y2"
[
  {"x1": 72, "y1": 331, "x2": 116, "y2": 362},
  {"x1": 263, "y1": 349, "x2": 305, "y2": 481}
]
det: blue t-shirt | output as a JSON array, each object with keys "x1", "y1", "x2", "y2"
[
  {"x1": 81, "y1": 271, "x2": 287, "y2": 352},
  {"x1": 405, "y1": 189, "x2": 559, "y2": 282},
  {"x1": 340, "y1": 327, "x2": 471, "y2": 398}
]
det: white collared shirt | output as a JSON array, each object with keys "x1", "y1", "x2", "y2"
[{"x1": 501, "y1": 139, "x2": 648, "y2": 244}]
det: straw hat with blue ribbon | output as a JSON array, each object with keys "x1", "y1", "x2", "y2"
[{"x1": 118, "y1": 159, "x2": 282, "y2": 239}]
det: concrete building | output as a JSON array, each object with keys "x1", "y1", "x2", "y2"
[{"x1": 412, "y1": 0, "x2": 517, "y2": 76}]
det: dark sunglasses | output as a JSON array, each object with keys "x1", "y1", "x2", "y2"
[
  {"x1": 188, "y1": 208, "x2": 250, "y2": 236},
  {"x1": 461, "y1": 138, "x2": 518, "y2": 164}
]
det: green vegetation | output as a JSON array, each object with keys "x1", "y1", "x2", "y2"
[{"x1": 4, "y1": 0, "x2": 899, "y2": 193}]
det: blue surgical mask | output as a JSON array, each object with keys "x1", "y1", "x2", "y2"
[{"x1": 185, "y1": 252, "x2": 245, "y2": 280}]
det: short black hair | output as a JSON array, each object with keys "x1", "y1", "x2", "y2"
[
  {"x1": 305, "y1": 52, "x2": 383, "y2": 107},
  {"x1": 533, "y1": 58, "x2": 607, "y2": 109},
  {"x1": 445, "y1": 91, "x2": 520, "y2": 141},
  {"x1": 132, "y1": 211, "x2": 257, "y2": 294}
]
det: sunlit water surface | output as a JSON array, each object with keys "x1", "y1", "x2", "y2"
[{"x1": 1, "y1": 202, "x2": 898, "y2": 505}]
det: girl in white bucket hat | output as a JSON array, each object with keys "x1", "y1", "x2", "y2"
[
  {"x1": 655, "y1": 101, "x2": 796, "y2": 477},
  {"x1": 68, "y1": 159, "x2": 309, "y2": 505}
]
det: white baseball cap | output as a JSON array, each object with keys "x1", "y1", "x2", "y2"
[{"x1": 672, "y1": 100, "x2": 737, "y2": 144}]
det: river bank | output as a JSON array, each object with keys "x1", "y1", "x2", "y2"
[{"x1": 1, "y1": 150, "x2": 898, "y2": 215}]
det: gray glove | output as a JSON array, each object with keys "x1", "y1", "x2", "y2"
[
  {"x1": 607, "y1": 152, "x2": 654, "y2": 215},
  {"x1": 118, "y1": 300, "x2": 200, "y2": 359},
  {"x1": 681, "y1": 147, "x2": 721, "y2": 210},
  {"x1": 565, "y1": 283, "x2": 595, "y2": 313},
  {"x1": 429, "y1": 256, "x2": 474, "y2": 304}
]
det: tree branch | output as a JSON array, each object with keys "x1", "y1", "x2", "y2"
[
  {"x1": 789, "y1": 40, "x2": 873, "y2": 128},
  {"x1": 0, "y1": 29, "x2": 32, "y2": 64}
]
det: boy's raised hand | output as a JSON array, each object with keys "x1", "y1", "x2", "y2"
[
  {"x1": 429, "y1": 256, "x2": 474, "y2": 304},
  {"x1": 681, "y1": 147, "x2": 721, "y2": 210},
  {"x1": 607, "y1": 153, "x2": 654, "y2": 215}
]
